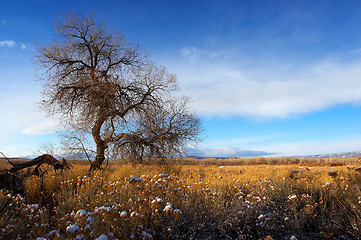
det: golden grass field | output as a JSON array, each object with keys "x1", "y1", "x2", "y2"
[{"x1": 1, "y1": 157, "x2": 361, "y2": 239}]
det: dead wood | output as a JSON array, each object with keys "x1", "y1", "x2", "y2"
[
  {"x1": 0, "y1": 170, "x2": 23, "y2": 194},
  {"x1": 0, "y1": 154, "x2": 72, "y2": 193},
  {"x1": 7, "y1": 154, "x2": 72, "y2": 173}
]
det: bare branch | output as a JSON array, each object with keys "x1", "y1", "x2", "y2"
[
  {"x1": 68, "y1": 136, "x2": 93, "y2": 164},
  {"x1": 0, "y1": 152, "x2": 15, "y2": 167},
  {"x1": 36, "y1": 12, "x2": 202, "y2": 170}
]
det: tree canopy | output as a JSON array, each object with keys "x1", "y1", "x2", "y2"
[{"x1": 36, "y1": 13, "x2": 202, "y2": 170}]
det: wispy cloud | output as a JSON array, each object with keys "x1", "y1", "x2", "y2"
[
  {"x1": 0, "y1": 81, "x2": 60, "y2": 137},
  {"x1": 172, "y1": 47, "x2": 361, "y2": 118},
  {"x1": 189, "y1": 146, "x2": 274, "y2": 157},
  {"x1": 189, "y1": 135, "x2": 280, "y2": 157},
  {"x1": 200, "y1": 135, "x2": 282, "y2": 148},
  {"x1": 0, "y1": 40, "x2": 15, "y2": 47},
  {"x1": 0, "y1": 40, "x2": 28, "y2": 50},
  {"x1": 255, "y1": 136, "x2": 361, "y2": 156},
  {"x1": 191, "y1": 135, "x2": 361, "y2": 157},
  {"x1": 180, "y1": 47, "x2": 229, "y2": 62},
  {"x1": 0, "y1": 83, "x2": 61, "y2": 156},
  {"x1": 349, "y1": 48, "x2": 361, "y2": 54},
  {"x1": 21, "y1": 120, "x2": 60, "y2": 135}
]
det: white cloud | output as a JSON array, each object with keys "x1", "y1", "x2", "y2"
[
  {"x1": 181, "y1": 47, "x2": 227, "y2": 62},
  {"x1": 21, "y1": 120, "x2": 60, "y2": 135},
  {"x1": 191, "y1": 135, "x2": 361, "y2": 157},
  {"x1": 0, "y1": 86, "x2": 62, "y2": 156},
  {"x1": 0, "y1": 41, "x2": 28, "y2": 50},
  {"x1": 189, "y1": 135, "x2": 280, "y2": 157},
  {"x1": 172, "y1": 47, "x2": 361, "y2": 118},
  {"x1": 255, "y1": 136, "x2": 361, "y2": 156},
  {"x1": 200, "y1": 135, "x2": 281, "y2": 148},
  {"x1": 0, "y1": 40, "x2": 15, "y2": 48},
  {"x1": 190, "y1": 146, "x2": 273, "y2": 157},
  {"x1": 0, "y1": 82, "x2": 60, "y2": 136}
]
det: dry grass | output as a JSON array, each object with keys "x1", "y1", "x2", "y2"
[
  {"x1": 171, "y1": 156, "x2": 361, "y2": 166},
  {"x1": 1, "y1": 157, "x2": 361, "y2": 239}
]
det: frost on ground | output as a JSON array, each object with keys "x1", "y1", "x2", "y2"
[{"x1": 1, "y1": 164, "x2": 361, "y2": 240}]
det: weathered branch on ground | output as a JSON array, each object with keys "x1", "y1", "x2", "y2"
[
  {"x1": 0, "y1": 152, "x2": 15, "y2": 167},
  {"x1": 7, "y1": 154, "x2": 72, "y2": 173},
  {"x1": 0, "y1": 171, "x2": 23, "y2": 194},
  {"x1": 0, "y1": 154, "x2": 72, "y2": 193}
]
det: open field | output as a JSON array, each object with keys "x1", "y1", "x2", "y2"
[{"x1": 1, "y1": 157, "x2": 361, "y2": 239}]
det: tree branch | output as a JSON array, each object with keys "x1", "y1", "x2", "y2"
[{"x1": 0, "y1": 152, "x2": 15, "y2": 167}]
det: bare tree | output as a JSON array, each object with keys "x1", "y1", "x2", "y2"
[{"x1": 36, "y1": 13, "x2": 202, "y2": 170}]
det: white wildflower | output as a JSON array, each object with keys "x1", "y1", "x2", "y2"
[
  {"x1": 130, "y1": 211, "x2": 139, "y2": 218},
  {"x1": 129, "y1": 176, "x2": 143, "y2": 183},
  {"x1": 120, "y1": 211, "x2": 128, "y2": 218},
  {"x1": 288, "y1": 194, "x2": 297, "y2": 201},
  {"x1": 174, "y1": 209, "x2": 182, "y2": 215},
  {"x1": 75, "y1": 209, "x2": 87, "y2": 218},
  {"x1": 328, "y1": 170, "x2": 337, "y2": 177},
  {"x1": 66, "y1": 224, "x2": 79, "y2": 233},
  {"x1": 95, "y1": 234, "x2": 108, "y2": 240},
  {"x1": 151, "y1": 197, "x2": 163, "y2": 204},
  {"x1": 141, "y1": 231, "x2": 153, "y2": 239},
  {"x1": 163, "y1": 202, "x2": 173, "y2": 212},
  {"x1": 46, "y1": 230, "x2": 59, "y2": 237}
]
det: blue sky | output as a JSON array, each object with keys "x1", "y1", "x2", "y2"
[{"x1": 1, "y1": 0, "x2": 361, "y2": 157}]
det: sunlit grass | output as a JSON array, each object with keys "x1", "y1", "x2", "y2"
[{"x1": 1, "y1": 158, "x2": 361, "y2": 239}]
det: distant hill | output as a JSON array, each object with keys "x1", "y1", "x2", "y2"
[{"x1": 291, "y1": 151, "x2": 361, "y2": 158}]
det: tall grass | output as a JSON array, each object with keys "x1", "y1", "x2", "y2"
[
  {"x1": 1, "y1": 160, "x2": 361, "y2": 239},
  {"x1": 171, "y1": 156, "x2": 361, "y2": 166}
]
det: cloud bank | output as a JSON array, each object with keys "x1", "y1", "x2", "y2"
[
  {"x1": 189, "y1": 146, "x2": 274, "y2": 158},
  {"x1": 189, "y1": 135, "x2": 361, "y2": 157},
  {"x1": 172, "y1": 47, "x2": 361, "y2": 118},
  {"x1": 256, "y1": 136, "x2": 361, "y2": 156}
]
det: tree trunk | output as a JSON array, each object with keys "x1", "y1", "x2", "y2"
[
  {"x1": 90, "y1": 143, "x2": 106, "y2": 171},
  {"x1": 91, "y1": 115, "x2": 107, "y2": 171}
]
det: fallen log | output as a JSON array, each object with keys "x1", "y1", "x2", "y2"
[
  {"x1": 0, "y1": 170, "x2": 23, "y2": 194},
  {"x1": 7, "y1": 154, "x2": 72, "y2": 173},
  {"x1": 0, "y1": 153, "x2": 72, "y2": 193}
]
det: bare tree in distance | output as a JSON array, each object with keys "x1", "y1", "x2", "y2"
[{"x1": 36, "y1": 12, "x2": 202, "y2": 170}]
